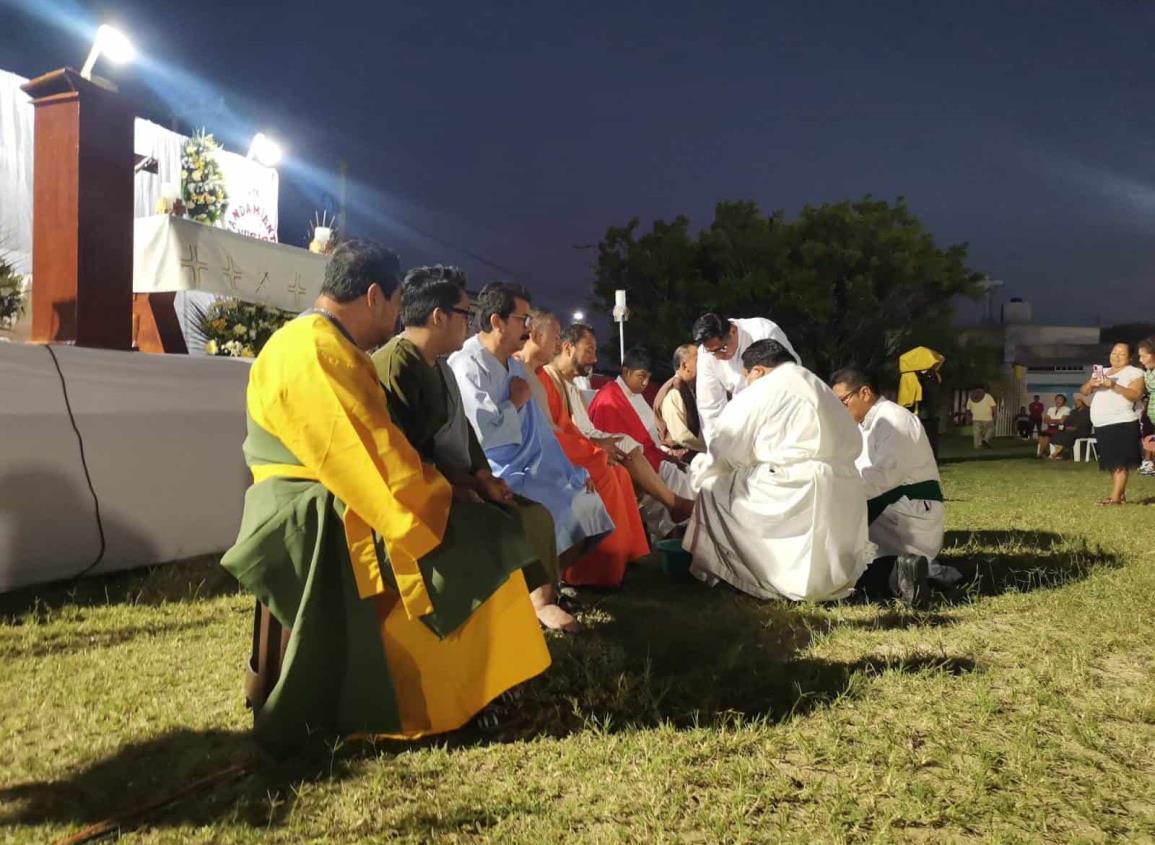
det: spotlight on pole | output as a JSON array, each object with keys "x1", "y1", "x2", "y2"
[
  {"x1": 80, "y1": 25, "x2": 135, "y2": 80},
  {"x1": 612, "y1": 289, "x2": 628, "y2": 363},
  {"x1": 247, "y1": 132, "x2": 283, "y2": 167},
  {"x1": 572, "y1": 310, "x2": 585, "y2": 322}
]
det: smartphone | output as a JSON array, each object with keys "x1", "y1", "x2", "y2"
[{"x1": 1092, "y1": 364, "x2": 1104, "y2": 381}]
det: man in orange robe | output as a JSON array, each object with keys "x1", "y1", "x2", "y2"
[{"x1": 519, "y1": 319, "x2": 649, "y2": 587}]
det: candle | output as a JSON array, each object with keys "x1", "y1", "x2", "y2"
[{"x1": 314, "y1": 226, "x2": 332, "y2": 246}]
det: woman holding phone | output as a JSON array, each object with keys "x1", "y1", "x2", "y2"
[{"x1": 1082, "y1": 342, "x2": 1145, "y2": 504}]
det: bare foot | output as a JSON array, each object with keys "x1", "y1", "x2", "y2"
[
  {"x1": 670, "y1": 495, "x2": 695, "y2": 524},
  {"x1": 536, "y1": 602, "x2": 582, "y2": 633}
]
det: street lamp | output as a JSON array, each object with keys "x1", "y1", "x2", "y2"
[
  {"x1": 80, "y1": 25, "x2": 135, "y2": 80},
  {"x1": 247, "y1": 132, "x2": 283, "y2": 167},
  {"x1": 572, "y1": 310, "x2": 585, "y2": 322}
]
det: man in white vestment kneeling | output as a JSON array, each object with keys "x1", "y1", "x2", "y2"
[
  {"x1": 830, "y1": 367, "x2": 962, "y2": 606},
  {"x1": 683, "y1": 340, "x2": 878, "y2": 602}
]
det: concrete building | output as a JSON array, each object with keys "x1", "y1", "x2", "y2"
[{"x1": 958, "y1": 298, "x2": 1108, "y2": 435}]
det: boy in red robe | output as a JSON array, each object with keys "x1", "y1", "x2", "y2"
[{"x1": 588, "y1": 346, "x2": 674, "y2": 473}]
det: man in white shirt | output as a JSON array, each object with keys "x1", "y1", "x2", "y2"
[
  {"x1": 683, "y1": 340, "x2": 876, "y2": 603},
  {"x1": 691, "y1": 312, "x2": 799, "y2": 446},
  {"x1": 965, "y1": 388, "x2": 999, "y2": 449},
  {"x1": 831, "y1": 367, "x2": 961, "y2": 604}
]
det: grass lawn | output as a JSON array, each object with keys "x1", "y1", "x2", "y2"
[{"x1": 2, "y1": 436, "x2": 1154, "y2": 843}]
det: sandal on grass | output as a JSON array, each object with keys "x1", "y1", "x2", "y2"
[{"x1": 1097, "y1": 498, "x2": 1125, "y2": 506}]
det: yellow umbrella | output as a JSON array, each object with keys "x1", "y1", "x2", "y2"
[{"x1": 898, "y1": 346, "x2": 945, "y2": 410}]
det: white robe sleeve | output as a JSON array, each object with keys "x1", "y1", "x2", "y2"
[
  {"x1": 858, "y1": 417, "x2": 904, "y2": 500},
  {"x1": 704, "y1": 386, "x2": 762, "y2": 472},
  {"x1": 449, "y1": 353, "x2": 523, "y2": 451},
  {"x1": 696, "y1": 348, "x2": 730, "y2": 447}
]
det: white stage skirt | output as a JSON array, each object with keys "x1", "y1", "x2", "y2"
[{"x1": 0, "y1": 342, "x2": 250, "y2": 592}]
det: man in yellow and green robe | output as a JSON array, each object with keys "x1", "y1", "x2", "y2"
[{"x1": 222, "y1": 240, "x2": 550, "y2": 749}]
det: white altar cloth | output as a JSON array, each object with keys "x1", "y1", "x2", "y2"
[
  {"x1": 0, "y1": 341, "x2": 251, "y2": 592},
  {"x1": 134, "y1": 215, "x2": 327, "y2": 312}
]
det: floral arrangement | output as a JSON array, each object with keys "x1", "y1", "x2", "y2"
[
  {"x1": 0, "y1": 253, "x2": 25, "y2": 330},
  {"x1": 194, "y1": 298, "x2": 294, "y2": 358},
  {"x1": 181, "y1": 131, "x2": 229, "y2": 225}
]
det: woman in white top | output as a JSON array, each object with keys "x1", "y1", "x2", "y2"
[
  {"x1": 1081, "y1": 342, "x2": 1146, "y2": 504},
  {"x1": 1037, "y1": 393, "x2": 1071, "y2": 458}
]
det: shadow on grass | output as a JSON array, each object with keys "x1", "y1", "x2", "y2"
[
  {"x1": 0, "y1": 556, "x2": 239, "y2": 621},
  {"x1": 506, "y1": 561, "x2": 978, "y2": 743},
  {"x1": 0, "y1": 619, "x2": 214, "y2": 659},
  {"x1": 2, "y1": 525, "x2": 1112, "y2": 839},
  {"x1": 940, "y1": 529, "x2": 1120, "y2": 600},
  {"x1": 0, "y1": 560, "x2": 978, "y2": 837},
  {"x1": 0, "y1": 649, "x2": 977, "y2": 837}
]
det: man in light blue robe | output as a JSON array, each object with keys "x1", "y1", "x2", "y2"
[{"x1": 447, "y1": 283, "x2": 613, "y2": 556}]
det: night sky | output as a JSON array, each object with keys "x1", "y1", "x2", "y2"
[{"x1": 4, "y1": 0, "x2": 1155, "y2": 326}]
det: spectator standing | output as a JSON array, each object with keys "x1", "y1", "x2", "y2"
[
  {"x1": 1139, "y1": 337, "x2": 1155, "y2": 476},
  {"x1": 1028, "y1": 395, "x2": 1045, "y2": 437},
  {"x1": 965, "y1": 388, "x2": 998, "y2": 449},
  {"x1": 1082, "y1": 342, "x2": 1145, "y2": 504}
]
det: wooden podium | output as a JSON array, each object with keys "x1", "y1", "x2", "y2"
[{"x1": 21, "y1": 69, "x2": 134, "y2": 350}]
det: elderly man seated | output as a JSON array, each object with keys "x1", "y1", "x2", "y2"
[
  {"x1": 683, "y1": 339, "x2": 876, "y2": 602},
  {"x1": 830, "y1": 367, "x2": 959, "y2": 606},
  {"x1": 653, "y1": 343, "x2": 706, "y2": 456}
]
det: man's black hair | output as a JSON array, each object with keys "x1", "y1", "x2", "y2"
[
  {"x1": 400, "y1": 265, "x2": 468, "y2": 328},
  {"x1": 622, "y1": 346, "x2": 652, "y2": 372},
  {"x1": 691, "y1": 313, "x2": 730, "y2": 346},
  {"x1": 741, "y1": 338, "x2": 796, "y2": 371},
  {"x1": 320, "y1": 239, "x2": 402, "y2": 303},
  {"x1": 830, "y1": 366, "x2": 877, "y2": 394},
  {"x1": 561, "y1": 322, "x2": 595, "y2": 347},
  {"x1": 475, "y1": 282, "x2": 531, "y2": 333}
]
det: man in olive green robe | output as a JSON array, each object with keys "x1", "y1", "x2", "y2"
[
  {"x1": 221, "y1": 240, "x2": 550, "y2": 750},
  {"x1": 374, "y1": 266, "x2": 579, "y2": 632}
]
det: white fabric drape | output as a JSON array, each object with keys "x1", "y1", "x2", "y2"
[
  {"x1": 2, "y1": 69, "x2": 281, "y2": 349},
  {"x1": 0, "y1": 341, "x2": 251, "y2": 592},
  {"x1": 684, "y1": 363, "x2": 875, "y2": 602},
  {"x1": 133, "y1": 119, "x2": 280, "y2": 239},
  {"x1": 134, "y1": 215, "x2": 327, "y2": 313},
  {"x1": 0, "y1": 70, "x2": 34, "y2": 274}
]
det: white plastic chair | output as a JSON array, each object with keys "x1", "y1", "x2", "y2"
[{"x1": 1074, "y1": 438, "x2": 1098, "y2": 463}]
